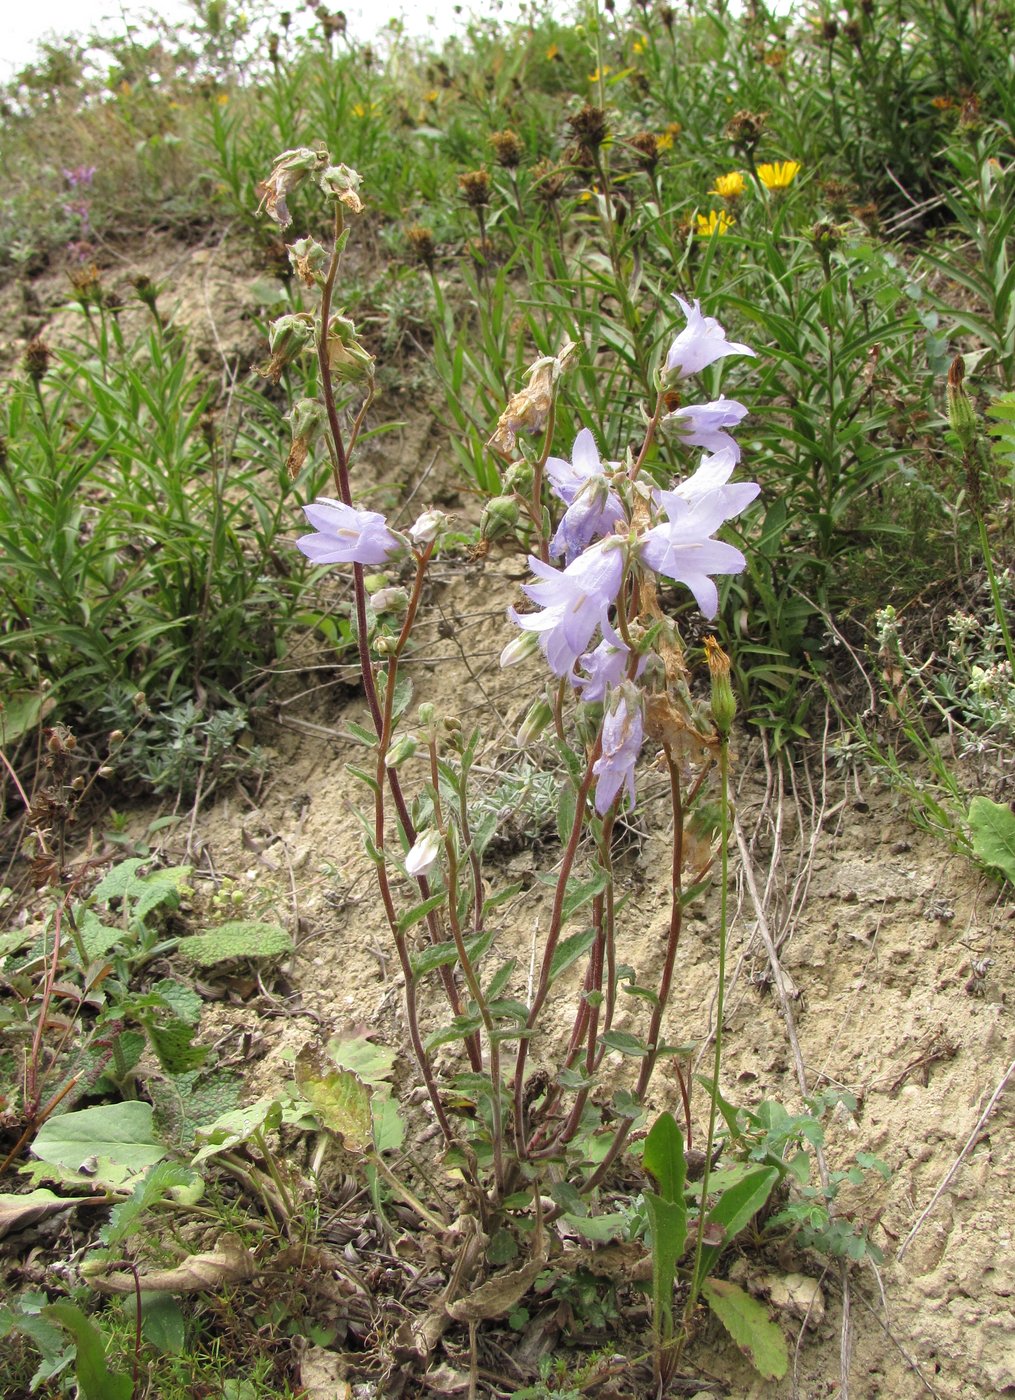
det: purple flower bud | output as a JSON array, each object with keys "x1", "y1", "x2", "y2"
[
  {"x1": 664, "y1": 396, "x2": 748, "y2": 460},
  {"x1": 297, "y1": 498, "x2": 402, "y2": 566},
  {"x1": 593, "y1": 685, "x2": 645, "y2": 814}
]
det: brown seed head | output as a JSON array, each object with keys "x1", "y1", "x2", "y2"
[
  {"x1": 630, "y1": 131, "x2": 660, "y2": 170},
  {"x1": 820, "y1": 18, "x2": 839, "y2": 39}
]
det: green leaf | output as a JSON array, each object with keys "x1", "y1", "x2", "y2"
[
  {"x1": 643, "y1": 1112, "x2": 686, "y2": 1204},
  {"x1": 599, "y1": 1029, "x2": 649, "y2": 1057},
  {"x1": 175, "y1": 920, "x2": 292, "y2": 966},
  {"x1": 397, "y1": 892, "x2": 446, "y2": 936},
  {"x1": 371, "y1": 1096, "x2": 405, "y2": 1155},
  {"x1": 969, "y1": 796, "x2": 1015, "y2": 884},
  {"x1": 100, "y1": 1162, "x2": 195, "y2": 1247},
  {"x1": 326, "y1": 1033, "x2": 397, "y2": 1088},
  {"x1": 191, "y1": 1098, "x2": 282, "y2": 1165},
  {"x1": 42, "y1": 1302, "x2": 133, "y2": 1400},
  {"x1": 561, "y1": 867, "x2": 609, "y2": 924},
  {"x1": 695, "y1": 1167, "x2": 780, "y2": 1289},
  {"x1": 424, "y1": 1012, "x2": 484, "y2": 1051},
  {"x1": 31, "y1": 1103, "x2": 167, "y2": 1188},
  {"x1": 410, "y1": 927, "x2": 494, "y2": 978},
  {"x1": 294, "y1": 1045, "x2": 373, "y2": 1153},
  {"x1": 556, "y1": 781, "x2": 578, "y2": 845},
  {"x1": 143, "y1": 1015, "x2": 207, "y2": 1073},
  {"x1": 644, "y1": 1192, "x2": 686, "y2": 1347},
  {"x1": 701, "y1": 1278, "x2": 788, "y2": 1380},
  {"x1": 138, "y1": 1293, "x2": 185, "y2": 1355},
  {"x1": 549, "y1": 927, "x2": 596, "y2": 983},
  {"x1": 562, "y1": 1211, "x2": 629, "y2": 1242}
]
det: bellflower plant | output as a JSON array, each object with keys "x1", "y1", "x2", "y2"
[{"x1": 263, "y1": 145, "x2": 764, "y2": 1379}]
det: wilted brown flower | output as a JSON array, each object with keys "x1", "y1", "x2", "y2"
[
  {"x1": 487, "y1": 342, "x2": 577, "y2": 459},
  {"x1": 23, "y1": 338, "x2": 51, "y2": 382},
  {"x1": 630, "y1": 131, "x2": 661, "y2": 171},
  {"x1": 406, "y1": 224, "x2": 436, "y2": 269},
  {"x1": 490, "y1": 129, "x2": 524, "y2": 168},
  {"x1": 568, "y1": 103, "x2": 609, "y2": 151},
  {"x1": 458, "y1": 169, "x2": 492, "y2": 208},
  {"x1": 725, "y1": 109, "x2": 767, "y2": 153}
]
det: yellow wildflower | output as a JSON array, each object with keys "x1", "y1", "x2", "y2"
[
  {"x1": 696, "y1": 209, "x2": 735, "y2": 236},
  {"x1": 424, "y1": 89, "x2": 439, "y2": 103},
  {"x1": 588, "y1": 65, "x2": 612, "y2": 83},
  {"x1": 633, "y1": 37, "x2": 646, "y2": 54},
  {"x1": 757, "y1": 160, "x2": 801, "y2": 191},
  {"x1": 710, "y1": 171, "x2": 746, "y2": 199},
  {"x1": 546, "y1": 43, "x2": 560, "y2": 61}
]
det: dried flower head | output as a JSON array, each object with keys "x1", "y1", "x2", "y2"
[
  {"x1": 820, "y1": 18, "x2": 839, "y2": 40},
  {"x1": 531, "y1": 158, "x2": 567, "y2": 204},
  {"x1": 725, "y1": 108, "x2": 767, "y2": 152},
  {"x1": 567, "y1": 103, "x2": 609, "y2": 152},
  {"x1": 23, "y1": 337, "x2": 51, "y2": 382},
  {"x1": 458, "y1": 169, "x2": 492, "y2": 208},
  {"x1": 489, "y1": 129, "x2": 524, "y2": 168},
  {"x1": 630, "y1": 131, "x2": 661, "y2": 171},
  {"x1": 406, "y1": 224, "x2": 436, "y2": 270},
  {"x1": 487, "y1": 342, "x2": 578, "y2": 459}
]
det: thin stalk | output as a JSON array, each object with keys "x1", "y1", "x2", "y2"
[{"x1": 684, "y1": 738, "x2": 730, "y2": 1322}]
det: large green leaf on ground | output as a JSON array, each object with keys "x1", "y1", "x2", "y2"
[{"x1": 701, "y1": 1278, "x2": 788, "y2": 1380}]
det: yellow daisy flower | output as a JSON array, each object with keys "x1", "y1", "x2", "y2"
[
  {"x1": 696, "y1": 209, "x2": 735, "y2": 236},
  {"x1": 757, "y1": 160, "x2": 802, "y2": 191},
  {"x1": 588, "y1": 65, "x2": 612, "y2": 83},
  {"x1": 710, "y1": 171, "x2": 746, "y2": 199}
]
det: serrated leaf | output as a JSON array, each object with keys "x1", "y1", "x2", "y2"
[
  {"x1": 175, "y1": 920, "x2": 292, "y2": 966},
  {"x1": 295, "y1": 1045, "x2": 373, "y2": 1152},
  {"x1": 969, "y1": 796, "x2": 1015, "y2": 884},
  {"x1": 143, "y1": 1014, "x2": 208, "y2": 1073},
  {"x1": 148, "y1": 980, "x2": 202, "y2": 1025},
  {"x1": 702, "y1": 1278, "x2": 788, "y2": 1379},
  {"x1": 101, "y1": 1162, "x2": 195, "y2": 1246},
  {"x1": 31, "y1": 1103, "x2": 167, "y2": 1187}
]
